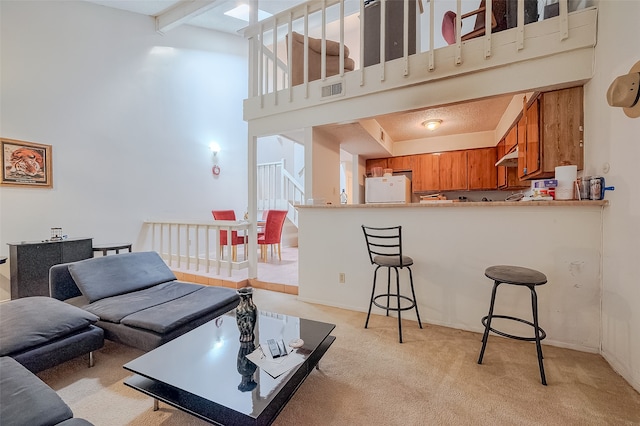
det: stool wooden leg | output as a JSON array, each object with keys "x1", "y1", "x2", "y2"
[
  {"x1": 478, "y1": 281, "x2": 500, "y2": 364},
  {"x1": 530, "y1": 286, "x2": 547, "y2": 385}
]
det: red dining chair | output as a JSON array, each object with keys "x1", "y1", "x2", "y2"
[
  {"x1": 211, "y1": 210, "x2": 246, "y2": 262},
  {"x1": 257, "y1": 210, "x2": 287, "y2": 262},
  {"x1": 257, "y1": 210, "x2": 268, "y2": 239}
]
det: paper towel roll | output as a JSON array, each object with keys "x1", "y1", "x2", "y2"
[{"x1": 555, "y1": 165, "x2": 577, "y2": 200}]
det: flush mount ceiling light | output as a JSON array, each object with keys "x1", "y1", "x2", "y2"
[{"x1": 422, "y1": 119, "x2": 443, "y2": 131}]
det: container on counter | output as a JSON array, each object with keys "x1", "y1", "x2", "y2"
[
  {"x1": 590, "y1": 177, "x2": 603, "y2": 200},
  {"x1": 578, "y1": 176, "x2": 591, "y2": 200}
]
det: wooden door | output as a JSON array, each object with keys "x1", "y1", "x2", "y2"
[
  {"x1": 468, "y1": 147, "x2": 497, "y2": 190},
  {"x1": 413, "y1": 153, "x2": 439, "y2": 192},
  {"x1": 439, "y1": 151, "x2": 468, "y2": 191}
]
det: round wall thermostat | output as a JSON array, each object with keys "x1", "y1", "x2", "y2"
[{"x1": 289, "y1": 338, "x2": 304, "y2": 348}]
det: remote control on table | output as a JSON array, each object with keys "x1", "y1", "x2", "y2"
[{"x1": 267, "y1": 339, "x2": 282, "y2": 358}]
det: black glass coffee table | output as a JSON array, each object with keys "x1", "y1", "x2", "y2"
[{"x1": 123, "y1": 309, "x2": 336, "y2": 425}]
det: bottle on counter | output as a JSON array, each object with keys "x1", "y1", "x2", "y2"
[{"x1": 340, "y1": 189, "x2": 348, "y2": 204}]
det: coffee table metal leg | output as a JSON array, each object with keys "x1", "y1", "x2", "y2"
[{"x1": 154, "y1": 399, "x2": 159, "y2": 411}]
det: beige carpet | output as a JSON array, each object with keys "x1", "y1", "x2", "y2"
[{"x1": 37, "y1": 289, "x2": 640, "y2": 426}]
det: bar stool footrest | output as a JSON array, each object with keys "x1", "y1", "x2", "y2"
[
  {"x1": 373, "y1": 294, "x2": 416, "y2": 312},
  {"x1": 481, "y1": 315, "x2": 546, "y2": 341}
]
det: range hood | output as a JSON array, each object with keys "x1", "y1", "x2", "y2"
[{"x1": 495, "y1": 149, "x2": 518, "y2": 167}]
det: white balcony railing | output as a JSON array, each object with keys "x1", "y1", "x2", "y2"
[
  {"x1": 243, "y1": 0, "x2": 593, "y2": 120},
  {"x1": 143, "y1": 220, "x2": 250, "y2": 277}
]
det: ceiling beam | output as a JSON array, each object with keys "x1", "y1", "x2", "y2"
[{"x1": 155, "y1": 0, "x2": 223, "y2": 33}]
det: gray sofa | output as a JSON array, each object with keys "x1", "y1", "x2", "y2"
[
  {"x1": 1, "y1": 356, "x2": 94, "y2": 425},
  {"x1": 50, "y1": 251, "x2": 240, "y2": 352},
  {"x1": 0, "y1": 296, "x2": 104, "y2": 374}
]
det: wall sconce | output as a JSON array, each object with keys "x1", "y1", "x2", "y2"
[
  {"x1": 209, "y1": 141, "x2": 221, "y2": 156},
  {"x1": 209, "y1": 141, "x2": 221, "y2": 176},
  {"x1": 422, "y1": 119, "x2": 442, "y2": 131}
]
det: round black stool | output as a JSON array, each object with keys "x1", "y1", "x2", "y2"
[{"x1": 477, "y1": 265, "x2": 548, "y2": 385}]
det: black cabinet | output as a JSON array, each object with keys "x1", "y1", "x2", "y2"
[
  {"x1": 8, "y1": 238, "x2": 92, "y2": 299},
  {"x1": 363, "y1": 0, "x2": 417, "y2": 67}
]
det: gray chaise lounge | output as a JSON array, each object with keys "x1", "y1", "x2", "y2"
[
  {"x1": 0, "y1": 296, "x2": 104, "y2": 373},
  {"x1": 49, "y1": 251, "x2": 240, "y2": 351}
]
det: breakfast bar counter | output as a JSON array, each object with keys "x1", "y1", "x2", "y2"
[
  {"x1": 297, "y1": 200, "x2": 608, "y2": 208},
  {"x1": 297, "y1": 200, "x2": 606, "y2": 353}
]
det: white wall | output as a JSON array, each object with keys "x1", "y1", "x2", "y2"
[
  {"x1": 305, "y1": 127, "x2": 341, "y2": 205},
  {"x1": 587, "y1": 1, "x2": 640, "y2": 393},
  {"x1": 0, "y1": 2, "x2": 248, "y2": 298},
  {"x1": 298, "y1": 205, "x2": 604, "y2": 353}
]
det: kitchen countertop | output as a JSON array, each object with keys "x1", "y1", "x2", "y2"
[{"x1": 297, "y1": 200, "x2": 609, "y2": 208}]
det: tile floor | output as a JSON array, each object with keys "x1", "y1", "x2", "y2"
[{"x1": 172, "y1": 245, "x2": 299, "y2": 295}]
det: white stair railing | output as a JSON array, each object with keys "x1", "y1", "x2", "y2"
[
  {"x1": 257, "y1": 159, "x2": 304, "y2": 227},
  {"x1": 143, "y1": 220, "x2": 250, "y2": 277}
]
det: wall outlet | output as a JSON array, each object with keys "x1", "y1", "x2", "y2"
[{"x1": 339, "y1": 273, "x2": 345, "y2": 283}]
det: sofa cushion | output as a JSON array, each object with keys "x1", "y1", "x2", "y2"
[
  {"x1": 68, "y1": 251, "x2": 176, "y2": 303},
  {"x1": 121, "y1": 286, "x2": 239, "y2": 334},
  {"x1": 0, "y1": 297, "x2": 99, "y2": 356},
  {"x1": 82, "y1": 281, "x2": 204, "y2": 323},
  {"x1": 0, "y1": 356, "x2": 74, "y2": 425}
]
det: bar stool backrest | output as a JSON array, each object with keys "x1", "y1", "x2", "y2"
[{"x1": 361, "y1": 225, "x2": 406, "y2": 267}]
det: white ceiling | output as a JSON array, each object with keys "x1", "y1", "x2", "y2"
[
  {"x1": 84, "y1": 0, "x2": 516, "y2": 155},
  {"x1": 85, "y1": 0, "x2": 307, "y2": 35}
]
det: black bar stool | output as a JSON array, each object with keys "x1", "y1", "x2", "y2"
[
  {"x1": 361, "y1": 225, "x2": 422, "y2": 343},
  {"x1": 477, "y1": 265, "x2": 548, "y2": 385}
]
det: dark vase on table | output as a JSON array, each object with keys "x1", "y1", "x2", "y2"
[
  {"x1": 236, "y1": 287, "x2": 257, "y2": 343},
  {"x1": 237, "y1": 341, "x2": 258, "y2": 392}
]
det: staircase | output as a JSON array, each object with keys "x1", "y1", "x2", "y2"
[{"x1": 257, "y1": 159, "x2": 303, "y2": 247}]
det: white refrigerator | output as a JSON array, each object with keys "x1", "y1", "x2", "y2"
[{"x1": 365, "y1": 176, "x2": 411, "y2": 204}]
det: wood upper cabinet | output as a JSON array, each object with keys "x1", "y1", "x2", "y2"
[
  {"x1": 468, "y1": 147, "x2": 497, "y2": 190},
  {"x1": 413, "y1": 153, "x2": 440, "y2": 192},
  {"x1": 366, "y1": 158, "x2": 388, "y2": 174},
  {"x1": 497, "y1": 139, "x2": 507, "y2": 188},
  {"x1": 387, "y1": 155, "x2": 414, "y2": 171},
  {"x1": 507, "y1": 114, "x2": 520, "y2": 152},
  {"x1": 519, "y1": 86, "x2": 584, "y2": 179},
  {"x1": 439, "y1": 151, "x2": 468, "y2": 191}
]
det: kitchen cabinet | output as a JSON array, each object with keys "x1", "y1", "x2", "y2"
[
  {"x1": 497, "y1": 139, "x2": 507, "y2": 187},
  {"x1": 413, "y1": 153, "x2": 440, "y2": 192},
  {"x1": 519, "y1": 86, "x2": 584, "y2": 179},
  {"x1": 468, "y1": 147, "x2": 498, "y2": 190},
  {"x1": 439, "y1": 151, "x2": 468, "y2": 191},
  {"x1": 366, "y1": 158, "x2": 388, "y2": 175},
  {"x1": 498, "y1": 127, "x2": 529, "y2": 189},
  {"x1": 387, "y1": 155, "x2": 414, "y2": 171},
  {"x1": 8, "y1": 238, "x2": 93, "y2": 299}
]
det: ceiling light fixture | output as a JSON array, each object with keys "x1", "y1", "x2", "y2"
[{"x1": 422, "y1": 119, "x2": 442, "y2": 131}]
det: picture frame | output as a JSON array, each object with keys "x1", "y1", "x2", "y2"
[{"x1": 1, "y1": 138, "x2": 53, "y2": 188}]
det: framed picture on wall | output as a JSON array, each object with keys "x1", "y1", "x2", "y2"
[{"x1": 1, "y1": 138, "x2": 53, "y2": 188}]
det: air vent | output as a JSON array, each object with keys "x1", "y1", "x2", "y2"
[{"x1": 321, "y1": 82, "x2": 344, "y2": 98}]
